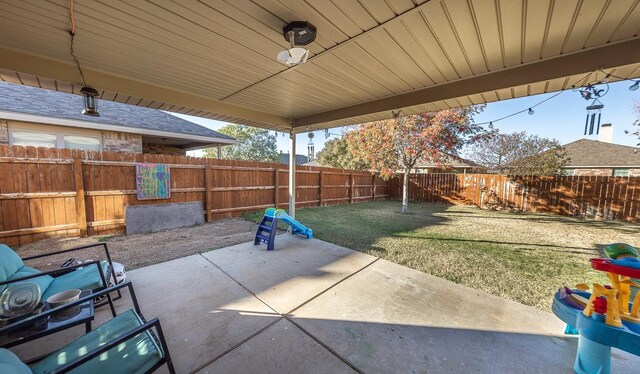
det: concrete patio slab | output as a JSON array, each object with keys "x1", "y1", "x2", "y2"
[
  {"x1": 122, "y1": 254, "x2": 280, "y2": 373},
  {"x1": 198, "y1": 318, "x2": 356, "y2": 374},
  {"x1": 202, "y1": 235, "x2": 376, "y2": 313},
  {"x1": 290, "y1": 259, "x2": 639, "y2": 373},
  {"x1": 9, "y1": 237, "x2": 639, "y2": 373}
]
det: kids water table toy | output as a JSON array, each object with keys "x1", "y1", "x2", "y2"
[{"x1": 552, "y1": 243, "x2": 640, "y2": 374}]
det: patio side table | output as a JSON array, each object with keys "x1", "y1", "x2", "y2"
[{"x1": 0, "y1": 290, "x2": 95, "y2": 349}]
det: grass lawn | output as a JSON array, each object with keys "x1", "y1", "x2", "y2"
[{"x1": 244, "y1": 201, "x2": 640, "y2": 312}]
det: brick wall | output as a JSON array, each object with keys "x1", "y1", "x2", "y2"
[
  {"x1": 0, "y1": 120, "x2": 8, "y2": 144},
  {"x1": 102, "y1": 131, "x2": 142, "y2": 153},
  {"x1": 574, "y1": 168, "x2": 613, "y2": 176},
  {"x1": 142, "y1": 142, "x2": 186, "y2": 156}
]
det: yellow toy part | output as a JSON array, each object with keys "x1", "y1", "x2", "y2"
[{"x1": 583, "y1": 284, "x2": 622, "y2": 328}]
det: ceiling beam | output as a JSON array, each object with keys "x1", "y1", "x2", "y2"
[
  {"x1": 295, "y1": 38, "x2": 640, "y2": 127},
  {"x1": 0, "y1": 47, "x2": 290, "y2": 128}
]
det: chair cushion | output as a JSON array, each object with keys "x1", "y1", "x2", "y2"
[
  {"x1": 0, "y1": 349, "x2": 32, "y2": 374},
  {"x1": 42, "y1": 261, "x2": 109, "y2": 300},
  {"x1": 7, "y1": 267, "x2": 53, "y2": 298},
  {"x1": 0, "y1": 245, "x2": 24, "y2": 293},
  {"x1": 30, "y1": 309, "x2": 163, "y2": 374}
]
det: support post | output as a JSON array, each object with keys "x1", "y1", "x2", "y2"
[
  {"x1": 216, "y1": 145, "x2": 222, "y2": 159},
  {"x1": 205, "y1": 164, "x2": 212, "y2": 222},
  {"x1": 274, "y1": 168, "x2": 279, "y2": 208},
  {"x1": 319, "y1": 171, "x2": 324, "y2": 207},
  {"x1": 73, "y1": 158, "x2": 87, "y2": 237},
  {"x1": 288, "y1": 128, "x2": 296, "y2": 218},
  {"x1": 349, "y1": 173, "x2": 354, "y2": 203}
]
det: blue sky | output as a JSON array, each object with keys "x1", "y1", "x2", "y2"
[{"x1": 178, "y1": 80, "x2": 639, "y2": 157}]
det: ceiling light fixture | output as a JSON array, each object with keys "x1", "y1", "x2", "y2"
[
  {"x1": 80, "y1": 86, "x2": 100, "y2": 116},
  {"x1": 276, "y1": 21, "x2": 317, "y2": 66},
  {"x1": 69, "y1": 0, "x2": 100, "y2": 116}
]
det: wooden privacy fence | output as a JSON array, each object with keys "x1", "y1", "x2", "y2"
[
  {"x1": 389, "y1": 173, "x2": 640, "y2": 222},
  {"x1": 0, "y1": 145, "x2": 389, "y2": 246}
]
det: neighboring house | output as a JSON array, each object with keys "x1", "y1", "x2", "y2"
[
  {"x1": 279, "y1": 152, "x2": 308, "y2": 165},
  {"x1": 562, "y1": 138, "x2": 640, "y2": 177},
  {"x1": 411, "y1": 153, "x2": 485, "y2": 174},
  {"x1": 303, "y1": 160, "x2": 321, "y2": 167},
  {"x1": 0, "y1": 82, "x2": 235, "y2": 156}
]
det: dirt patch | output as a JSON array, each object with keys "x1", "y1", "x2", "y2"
[{"x1": 15, "y1": 218, "x2": 258, "y2": 271}]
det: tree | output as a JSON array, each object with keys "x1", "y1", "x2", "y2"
[
  {"x1": 346, "y1": 108, "x2": 484, "y2": 214},
  {"x1": 316, "y1": 137, "x2": 370, "y2": 170},
  {"x1": 204, "y1": 124, "x2": 279, "y2": 162},
  {"x1": 467, "y1": 131, "x2": 567, "y2": 175},
  {"x1": 625, "y1": 100, "x2": 640, "y2": 146}
]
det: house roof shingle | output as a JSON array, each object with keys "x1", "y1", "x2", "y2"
[
  {"x1": 0, "y1": 82, "x2": 234, "y2": 142},
  {"x1": 279, "y1": 153, "x2": 308, "y2": 165},
  {"x1": 564, "y1": 139, "x2": 640, "y2": 167}
]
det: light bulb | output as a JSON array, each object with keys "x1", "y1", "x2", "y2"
[{"x1": 528, "y1": 108, "x2": 534, "y2": 115}]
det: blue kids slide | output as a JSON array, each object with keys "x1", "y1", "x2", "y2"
[{"x1": 254, "y1": 208, "x2": 313, "y2": 250}]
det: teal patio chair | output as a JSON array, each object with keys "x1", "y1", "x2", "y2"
[
  {"x1": 0, "y1": 243, "x2": 117, "y2": 316},
  {"x1": 0, "y1": 282, "x2": 175, "y2": 373}
]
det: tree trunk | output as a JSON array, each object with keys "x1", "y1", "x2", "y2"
[{"x1": 401, "y1": 170, "x2": 410, "y2": 214}]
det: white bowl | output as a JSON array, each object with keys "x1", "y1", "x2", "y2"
[{"x1": 46, "y1": 289, "x2": 81, "y2": 308}]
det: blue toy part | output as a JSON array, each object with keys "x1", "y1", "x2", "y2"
[
  {"x1": 254, "y1": 208, "x2": 313, "y2": 251},
  {"x1": 254, "y1": 211, "x2": 279, "y2": 251},
  {"x1": 611, "y1": 257, "x2": 640, "y2": 270},
  {"x1": 552, "y1": 291, "x2": 640, "y2": 374},
  {"x1": 273, "y1": 210, "x2": 313, "y2": 239},
  {"x1": 574, "y1": 334, "x2": 612, "y2": 374}
]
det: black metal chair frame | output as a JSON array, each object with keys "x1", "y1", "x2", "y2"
[
  {"x1": 0, "y1": 260, "x2": 116, "y2": 317},
  {"x1": 3, "y1": 281, "x2": 175, "y2": 374},
  {"x1": 13, "y1": 242, "x2": 121, "y2": 314}
]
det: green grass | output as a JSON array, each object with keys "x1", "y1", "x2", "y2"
[{"x1": 243, "y1": 201, "x2": 640, "y2": 311}]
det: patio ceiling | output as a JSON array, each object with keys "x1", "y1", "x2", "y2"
[{"x1": 0, "y1": 0, "x2": 639, "y2": 132}]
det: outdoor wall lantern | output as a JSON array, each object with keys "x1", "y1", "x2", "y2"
[{"x1": 80, "y1": 86, "x2": 100, "y2": 116}]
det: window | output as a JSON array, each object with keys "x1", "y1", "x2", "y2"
[
  {"x1": 613, "y1": 169, "x2": 629, "y2": 177},
  {"x1": 64, "y1": 135, "x2": 101, "y2": 151},
  {"x1": 12, "y1": 131, "x2": 57, "y2": 148},
  {"x1": 563, "y1": 168, "x2": 575, "y2": 176},
  {"x1": 10, "y1": 128, "x2": 101, "y2": 151}
]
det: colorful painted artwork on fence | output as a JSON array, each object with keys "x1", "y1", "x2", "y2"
[{"x1": 136, "y1": 163, "x2": 170, "y2": 200}]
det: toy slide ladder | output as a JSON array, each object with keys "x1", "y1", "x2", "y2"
[{"x1": 254, "y1": 214, "x2": 278, "y2": 251}]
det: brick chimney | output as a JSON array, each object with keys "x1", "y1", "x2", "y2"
[{"x1": 599, "y1": 123, "x2": 613, "y2": 143}]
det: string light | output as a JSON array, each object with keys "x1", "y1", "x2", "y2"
[
  {"x1": 596, "y1": 68, "x2": 639, "y2": 92},
  {"x1": 377, "y1": 69, "x2": 635, "y2": 131}
]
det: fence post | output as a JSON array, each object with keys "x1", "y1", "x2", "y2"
[
  {"x1": 349, "y1": 173, "x2": 354, "y2": 203},
  {"x1": 274, "y1": 168, "x2": 279, "y2": 208},
  {"x1": 73, "y1": 158, "x2": 87, "y2": 237},
  {"x1": 319, "y1": 171, "x2": 324, "y2": 206},
  {"x1": 205, "y1": 164, "x2": 212, "y2": 222}
]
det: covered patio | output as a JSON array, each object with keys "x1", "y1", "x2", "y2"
[
  {"x1": 11, "y1": 235, "x2": 637, "y2": 373},
  {"x1": 1, "y1": 1, "x2": 640, "y2": 372}
]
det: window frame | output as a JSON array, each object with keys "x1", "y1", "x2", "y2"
[
  {"x1": 612, "y1": 168, "x2": 629, "y2": 177},
  {"x1": 8, "y1": 127, "x2": 102, "y2": 151}
]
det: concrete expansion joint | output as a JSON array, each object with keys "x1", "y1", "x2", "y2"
[{"x1": 195, "y1": 253, "x2": 379, "y2": 373}]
